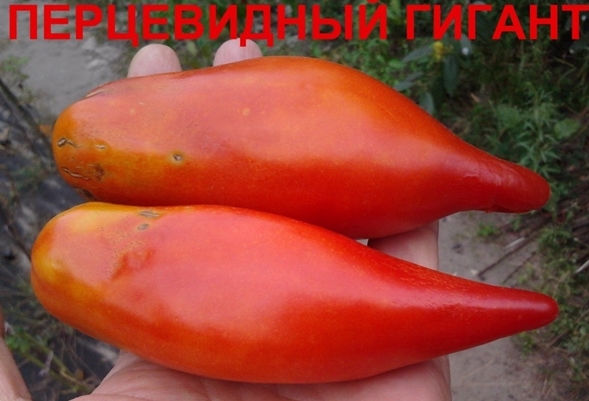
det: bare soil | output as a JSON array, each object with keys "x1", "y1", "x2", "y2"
[{"x1": 439, "y1": 212, "x2": 561, "y2": 400}]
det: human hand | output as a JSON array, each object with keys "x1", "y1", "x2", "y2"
[{"x1": 0, "y1": 40, "x2": 450, "y2": 400}]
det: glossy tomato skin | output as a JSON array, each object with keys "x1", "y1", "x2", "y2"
[
  {"x1": 31, "y1": 203, "x2": 558, "y2": 383},
  {"x1": 52, "y1": 57, "x2": 550, "y2": 239}
]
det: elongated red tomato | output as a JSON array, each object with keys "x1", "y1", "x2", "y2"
[
  {"x1": 31, "y1": 202, "x2": 558, "y2": 383},
  {"x1": 52, "y1": 56, "x2": 550, "y2": 239}
]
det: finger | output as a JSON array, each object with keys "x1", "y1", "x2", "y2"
[
  {"x1": 127, "y1": 44, "x2": 182, "y2": 78},
  {"x1": 87, "y1": 352, "x2": 211, "y2": 401},
  {"x1": 368, "y1": 221, "x2": 439, "y2": 270},
  {"x1": 0, "y1": 306, "x2": 32, "y2": 401},
  {"x1": 213, "y1": 39, "x2": 263, "y2": 66}
]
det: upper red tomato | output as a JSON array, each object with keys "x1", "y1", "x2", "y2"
[{"x1": 52, "y1": 56, "x2": 550, "y2": 238}]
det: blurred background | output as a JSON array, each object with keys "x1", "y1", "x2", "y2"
[{"x1": 0, "y1": 1, "x2": 587, "y2": 400}]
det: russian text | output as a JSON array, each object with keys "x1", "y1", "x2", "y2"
[
  {"x1": 9, "y1": 3, "x2": 585, "y2": 46},
  {"x1": 8, "y1": 2, "x2": 388, "y2": 47},
  {"x1": 407, "y1": 4, "x2": 588, "y2": 40}
]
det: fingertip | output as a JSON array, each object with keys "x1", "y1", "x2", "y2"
[
  {"x1": 128, "y1": 44, "x2": 182, "y2": 77},
  {"x1": 368, "y1": 222, "x2": 440, "y2": 270},
  {"x1": 213, "y1": 39, "x2": 263, "y2": 66}
]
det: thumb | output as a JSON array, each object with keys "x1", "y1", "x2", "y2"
[
  {"x1": 213, "y1": 38, "x2": 263, "y2": 66},
  {"x1": 0, "y1": 306, "x2": 32, "y2": 401},
  {"x1": 127, "y1": 44, "x2": 182, "y2": 78}
]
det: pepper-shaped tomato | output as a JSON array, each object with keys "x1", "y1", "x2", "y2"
[
  {"x1": 31, "y1": 202, "x2": 558, "y2": 383},
  {"x1": 52, "y1": 56, "x2": 550, "y2": 239}
]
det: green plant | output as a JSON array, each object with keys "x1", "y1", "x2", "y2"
[
  {"x1": 0, "y1": 56, "x2": 33, "y2": 103},
  {"x1": 469, "y1": 86, "x2": 581, "y2": 206},
  {"x1": 315, "y1": 1, "x2": 460, "y2": 114},
  {"x1": 477, "y1": 223, "x2": 499, "y2": 239},
  {"x1": 1, "y1": 269, "x2": 100, "y2": 398}
]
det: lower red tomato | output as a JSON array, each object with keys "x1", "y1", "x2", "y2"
[{"x1": 31, "y1": 202, "x2": 558, "y2": 383}]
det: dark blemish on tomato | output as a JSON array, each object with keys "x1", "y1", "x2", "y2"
[
  {"x1": 57, "y1": 138, "x2": 81, "y2": 148},
  {"x1": 139, "y1": 210, "x2": 160, "y2": 219}
]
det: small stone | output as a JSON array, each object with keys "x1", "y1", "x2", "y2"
[
  {"x1": 2, "y1": 246, "x2": 16, "y2": 261},
  {"x1": 452, "y1": 243, "x2": 464, "y2": 254}
]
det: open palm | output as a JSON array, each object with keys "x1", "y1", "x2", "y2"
[
  {"x1": 83, "y1": 350, "x2": 449, "y2": 401},
  {"x1": 0, "y1": 41, "x2": 451, "y2": 401}
]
